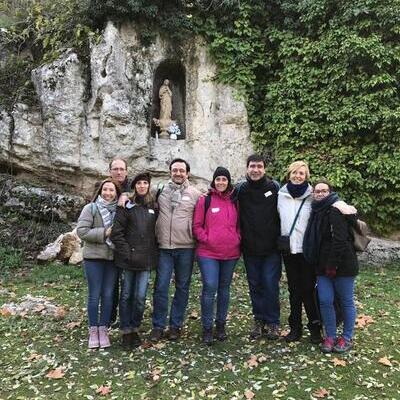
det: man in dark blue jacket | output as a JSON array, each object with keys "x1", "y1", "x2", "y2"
[{"x1": 237, "y1": 154, "x2": 282, "y2": 340}]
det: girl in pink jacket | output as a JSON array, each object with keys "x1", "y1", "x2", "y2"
[{"x1": 193, "y1": 167, "x2": 241, "y2": 345}]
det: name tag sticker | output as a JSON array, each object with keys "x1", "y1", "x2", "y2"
[
  {"x1": 148, "y1": 209, "x2": 155, "y2": 214},
  {"x1": 264, "y1": 191, "x2": 273, "y2": 198},
  {"x1": 182, "y1": 196, "x2": 191, "y2": 201},
  {"x1": 211, "y1": 207, "x2": 220, "y2": 213}
]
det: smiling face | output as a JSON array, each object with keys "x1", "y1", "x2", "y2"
[
  {"x1": 214, "y1": 176, "x2": 229, "y2": 193},
  {"x1": 101, "y1": 182, "x2": 117, "y2": 202},
  {"x1": 135, "y1": 180, "x2": 149, "y2": 196},
  {"x1": 109, "y1": 160, "x2": 127, "y2": 184},
  {"x1": 247, "y1": 161, "x2": 265, "y2": 181},
  {"x1": 170, "y1": 161, "x2": 189, "y2": 184},
  {"x1": 313, "y1": 183, "x2": 331, "y2": 201},
  {"x1": 289, "y1": 166, "x2": 307, "y2": 185}
]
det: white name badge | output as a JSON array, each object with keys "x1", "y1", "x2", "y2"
[
  {"x1": 264, "y1": 191, "x2": 273, "y2": 198},
  {"x1": 211, "y1": 207, "x2": 220, "y2": 213},
  {"x1": 182, "y1": 196, "x2": 190, "y2": 201},
  {"x1": 148, "y1": 209, "x2": 155, "y2": 214}
]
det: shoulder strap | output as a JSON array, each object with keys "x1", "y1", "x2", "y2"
[
  {"x1": 289, "y1": 197, "x2": 307, "y2": 236},
  {"x1": 91, "y1": 202, "x2": 97, "y2": 217},
  {"x1": 156, "y1": 183, "x2": 164, "y2": 201},
  {"x1": 203, "y1": 194, "x2": 212, "y2": 228}
]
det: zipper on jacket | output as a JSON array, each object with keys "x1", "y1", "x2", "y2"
[{"x1": 169, "y1": 208, "x2": 174, "y2": 247}]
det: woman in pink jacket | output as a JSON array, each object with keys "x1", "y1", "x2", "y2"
[{"x1": 193, "y1": 167, "x2": 241, "y2": 345}]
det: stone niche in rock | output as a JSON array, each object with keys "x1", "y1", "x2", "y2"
[
  {"x1": 0, "y1": 21, "x2": 254, "y2": 193},
  {"x1": 151, "y1": 60, "x2": 186, "y2": 139}
]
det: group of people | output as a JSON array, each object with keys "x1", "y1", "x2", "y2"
[{"x1": 76, "y1": 155, "x2": 359, "y2": 354}]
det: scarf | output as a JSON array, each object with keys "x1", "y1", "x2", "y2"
[
  {"x1": 303, "y1": 192, "x2": 339, "y2": 265},
  {"x1": 287, "y1": 181, "x2": 309, "y2": 198},
  {"x1": 95, "y1": 196, "x2": 117, "y2": 248},
  {"x1": 168, "y1": 179, "x2": 188, "y2": 209}
]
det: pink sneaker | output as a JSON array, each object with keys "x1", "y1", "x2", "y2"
[
  {"x1": 320, "y1": 337, "x2": 335, "y2": 353},
  {"x1": 98, "y1": 326, "x2": 111, "y2": 348},
  {"x1": 88, "y1": 326, "x2": 99, "y2": 349}
]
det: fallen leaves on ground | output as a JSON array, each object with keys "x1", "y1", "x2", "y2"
[
  {"x1": 96, "y1": 385, "x2": 112, "y2": 396},
  {"x1": 332, "y1": 357, "x2": 347, "y2": 367},
  {"x1": 312, "y1": 387, "x2": 329, "y2": 398},
  {"x1": 378, "y1": 357, "x2": 392, "y2": 367},
  {"x1": 66, "y1": 321, "x2": 81, "y2": 329},
  {"x1": 46, "y1": 368, "x2": 65, "y2": 379},
  {"x1": 244, "y1": 389, "x2": 255, "y2": 399},
  {"x1": 355, "y1": 314, "x2": 374, "y2": 328}
]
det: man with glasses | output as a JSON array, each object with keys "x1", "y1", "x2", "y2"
[{"x1": 150, "y1": 158, "x2": 201, "y2": 342}]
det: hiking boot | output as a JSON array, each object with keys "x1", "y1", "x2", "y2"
[
  {"x1": 284, "y1": 328, "x2": 302, "y2": 342},
  {"x1": 202, "y1": 328, "x2": 213, "y2": 346},
  {"x1": 98, "y1": 326, "x2": 111, "y2": 348},
  {"x1": 333, "y1": 336, "x2": 353, "y2": 353},
  {"x1": 309, "y1": 324, "x2": 322, "y2": 344},
  {"x1": 265, "y1": 324, "x2": 280, "y2": 340},
  {"x1": 168, "y1": 326, "x2": 181, "y2": 341},
  {"x1": 88, "y1": 326, "x2": 99, "y2": 349},
  {"x1": 121, "y1": 332, "x2": 135, "y2": 349},
  {"x1": 149, "y1": 328, "x2": 164, "y2": 343},
  {"x1": 320, "y1": 337, "x2": 335, "y2": 353},
  {"x1": 249, "y1": 320, "x2": 265, "y2": 339},
  {"x1": 131, "y1": 331, "x2": 142, "y2": 348},
  {"x1": 215, "y1": 322, "x2": 227, "y2": 341}
]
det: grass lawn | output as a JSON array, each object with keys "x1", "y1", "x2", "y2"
[{"x1": 0, "y1": 258, "x2": 399, "y2": 400}]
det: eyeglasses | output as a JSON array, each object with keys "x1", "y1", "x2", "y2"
[{"x1": 314, "y1": 189, "x2": 330, "y2": 194}]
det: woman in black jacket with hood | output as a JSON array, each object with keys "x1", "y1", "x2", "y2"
[
  {"x1": 110, "y1": 172, "x2": 158, "y2": 349},
  {"x1": 303, "y1": 179, "x2": 358, "y2": 354}
]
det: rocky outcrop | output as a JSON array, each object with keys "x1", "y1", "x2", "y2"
[
  {"x1": 358, "y1": 237, "x2": 400, "y2": 266},
  {"x1": 0, "y1": 21, "x2": 253, "y2": 195}
]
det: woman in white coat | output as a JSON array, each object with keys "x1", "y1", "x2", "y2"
[{"x1": 277, "y1": 161, "x2": 321, "y2": 343}]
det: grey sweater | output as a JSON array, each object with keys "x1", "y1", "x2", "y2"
[{"x1": 76, "y1": 203, "x2": 114, "y2": 260}]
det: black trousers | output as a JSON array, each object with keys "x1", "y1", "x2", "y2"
[
  {"x1": 283, "y1": 254, "x2": 320, "y2": 330},
  {"x1": 110, "y1": 269, "x2": 121, "y2": 324}
]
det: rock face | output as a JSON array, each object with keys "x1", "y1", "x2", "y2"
[
  {"x1": 358, "y1": 237, "x2": 400, "y2": 266},
  {"x1": 0, "y1": 21, "x2": 253, "y2": 194}
]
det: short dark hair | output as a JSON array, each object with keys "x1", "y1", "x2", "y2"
[
  {"x1": 246, "y1": 154, "x2": 266, "y2": 167},
  {"x1": 313, "y1": 178, "x2": 333, "y2": 192},
  {"x1": 109, "y1": 158, "x2": 128, "y2": 170},
  {"x1": 169, "y1": 158, "x2": 190, "y2": 172}
]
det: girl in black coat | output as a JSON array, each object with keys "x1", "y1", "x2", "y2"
[
  {"x1": 303, "y1": 180, "x2": 358, "y2": 354},
  {"x1": 110, "y1": 172, "x2": 157, "y2": 349}
]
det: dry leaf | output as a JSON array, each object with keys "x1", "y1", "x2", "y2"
[
  {"x1": 33, "y1": 305, "x2": 46, "y2": 313},
  {"x1": 189, "y1": 310, "x2": 199, "y2": 319},
  {"x1": 151, "y1": 367, "x2": 162, "y2": 381},
  {"x1": 378, "y1": 357, "x2": 392, "y2": 367},
  {"x1": 355, "y1": 314, "x2": 374, "y2": 328},
  {"x1": 96, "y1": 385, "x2": 112, "y2": 396},
  {"x1": 54, "y1": 307, "x2": 66, "y2": 320},
  {"x1": 46, "y1": 368, "x2": 65, "y2": 379},
  {"x1": 332, "y1": 357, "x2": 347, "y2": 367},
  {"x1": 153, "y1": 342, "x2": 166, "y2": 350},
  {"x1": 28, "y1": 353, "x2": 42, "y2": 362},
  {"x1": 246, "y1": 355, "x2": 259, "y2": 368},
  {"x1": 0, "y1": 307, "x2": 12, "y2": 317},
  {"x1": 66, "y1": 321, "x2": 81, "y2": 329},
  {"x1": 223, "y1": 362, "x2": 233, "y2": 371},
  {"x1": 244, "y1": 389, "x2": 255, "y2": 399},
  {"x1": 312, "y1": 388, "x2": 329, "y2": 398}
]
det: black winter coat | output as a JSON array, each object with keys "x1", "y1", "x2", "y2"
[
  {"x1": 317, "y1": 207, "x2": 358, "y2": 276},
  {"x1": 237, "y1": 176, "x2": 280, "y2": 256},
  {"x1": 110, "y1": 201, "x2": 158, "y2": 271}
]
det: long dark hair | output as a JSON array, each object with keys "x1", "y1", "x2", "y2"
[{"x1": 91, "y1": 178, "x2": 121, "y2": 202}]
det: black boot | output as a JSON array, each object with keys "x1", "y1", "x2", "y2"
[
  {"x1": 215, "y1": 322, "x2": 227, "y2": 341},
  {"x1": 309, "y1": 323, "x2": 322, "y2": 344},
  {"x1": 284, "y1": 327, "x2": 302, "y2": 342},
  {"x1": 121, "y1": 332, "x2": 134, "y2": 349},
  {"x1": 202, "y1": 328, "x2": 213, "y2": 346}
]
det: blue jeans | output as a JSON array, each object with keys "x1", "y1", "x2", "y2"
[
  {"x1": 152, "y1": 248, "x2": 195, "y2": 329},
  {"x1": 119, "y1": 270, "x2": 150, "y2": 333},
  {"x1": 243, "y1": 252, "x2": 282, "y2": 325},
  {"x1": 198, "y1": 257, "x2": 238, "y2": 330},
  {"x1": 317, "y1": 275, "x2": 356, "y2": 341},
  {"x1": 84, "y1": 259, "x2": 118, "y2": 327}
]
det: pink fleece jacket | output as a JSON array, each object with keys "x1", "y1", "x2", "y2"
[{"x1": 193, "y1": 189, "x2": 241, "y2": 260}]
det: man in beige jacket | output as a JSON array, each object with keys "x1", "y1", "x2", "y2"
[{"x1": 150, "y1": 158, "x2": 201, "y2": 342}]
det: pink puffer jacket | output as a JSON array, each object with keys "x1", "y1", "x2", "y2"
[{"x1": 193, "y1": 189, "x2": 241, "y2": 260}]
